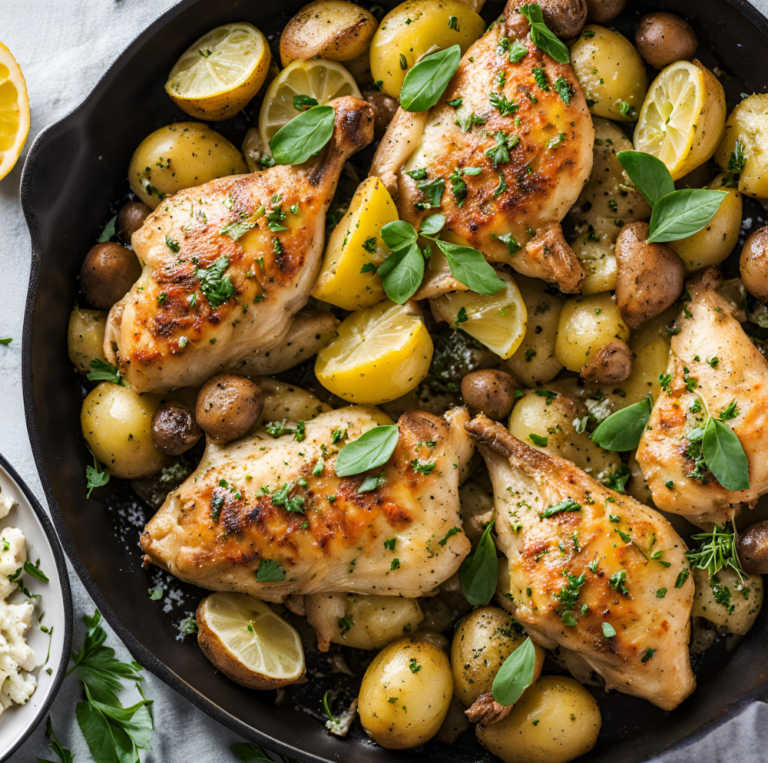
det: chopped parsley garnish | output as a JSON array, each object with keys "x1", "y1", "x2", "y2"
[
  {"x1": 194, "y1": 255, "x2": 235, "y2": 308},
  {"x1": 540, "y1": 498, "x2": 581, "y2": 518}
]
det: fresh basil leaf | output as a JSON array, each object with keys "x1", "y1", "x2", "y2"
[
  {"x1": 460, "y1": 520, "x2": 498, "y2": 606},
  {"x1": 293, "y1": 94, "x2": 319, "y2": 110},
  {"x1": 436, "y1": 240, "x2": 506, "y2": 295},
  {"x1": 591, "y1": 395, "x2": 653, "y2": 452},
  {"x1": 419, "y1": 214, "x2": 446, "y2": 236},
  {"x1": 400, "y1": 45, "x2": 462, "y2": 113},
  {"x1": 648, "y1": 189, "x2": 727, "y2": 243},
  {"x1": 97, "y1": 215, "x2": 117, "y2": 243},
  {"x1": 257, "y1": 559, "x2": 286, "y2": 582},
  {"x1": 540, "y1": 498, "x2": 581, "y2": 518},
  {"x1": 491, "y1": 636, "x2": 536, "y2": 706},
  {"x1": 335, "y1": 425, "x2": 399, "y2": 476},
  {"x1": 520, "y1": 3, "x2": 570, "y2": 64},
  {"x1": 195, "y1": 255, "x2": 235, "y2": 308},
  {"x1": 703, "y1": 416, "x2": 750, "y2": 491},
  {"x1": 381, "y1": 220, "x2": 418, "y2": 251},
  {"x1": 269, "y1": 105, "x2": 335, "y2": 165},
  {"x1": 417, "y1": 177, "x2": 445, "y2": 207},
  {"x1": 381, "y1": 243, "x2": 424, "y2": 304},
  {"x1": 616, "y1": 150, "x2": 675, "y2": 208}
]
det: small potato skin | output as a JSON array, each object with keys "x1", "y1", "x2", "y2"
[
  {"x1": 68, "y1": 308, "x2": 107, "y2": 374},
  {"x1": 196, "y1": 374, "x2": 263, "y2": 443},
  {"x1": 461, "y1": 370, "x2": 520, "y2": 421},
  {"x1": 740, "y1": 226, "x2": 768, "y2": 303},
  {"x1": 359, "y1": 638, "x2": 453, "y2": 750},
  {"x1": 280, "y1": 1, "x2": 377, "y2": 66},
  {"x1": 116, "y1": 200, "x2": 151, "y2": 243},
  {"x1": 151, "y1": 402, "x2": 202, "y2": 456},
  {"x1": 506, "y1": 0, "x2": 587, "y2": 39},
  {"x1": 615, "y1": 221, "x2": 685, "y2": 329},
  {"x1": 586, "y1": 0, "x2": 625, "y2": 23},
  {"x1": 477, "y1": 676, "x2": 601, "y2": 763},
  {"x1": 635, "y1": 12, "x2": 698, "y2": 69},
  {"x1": 80, "y1": 242, "x2": 142, "y2": 309},
  {"x1": 129, "y1": 122, "x2": 247, "y2": 209},
  {"x1": 580, "y1": 339, "x2": 632, "y2": 384},
  {"x1": 738, "y1": 521, "x2": 768, "y2": 574}
]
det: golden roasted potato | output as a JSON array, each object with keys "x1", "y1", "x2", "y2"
[
  {"x1": 570, "y1": 25, "x2": 648, "y2": 121},
  {"x1": 692, "y1": 567, "x2": 763, "y2": 636},
  {"x1": 635, "y1": 12, "x2": 698, "y2": 69},
  {"x1": 67, "y1": 308, "x2": 107, "y2": 374},
  {"x1": 81, "y1": 382, "x2": 169, "y2": 479},
  {"x1": 128, "y1": 122, "x2": 247, "y2": 209},
  {"x1": 280, "y1": 1, "x2": 378, "y2": 66},
  {"x1": 359, "y1": 638, "x2": 453, "y2": 749},
  {"x1": 740, "y1": 225, "x2": 768, "y2": 302},
  {"x1": 369, "y1": 0, "x2": 485, "y2": 99},
  {"x1": 476, "y1": 676, "x2": 601, "y2": 763},
  {"x1": 670, "y1": 173, "x2": 742, "y2": 272},
  {"x1": 555, "y1": 293, "x2": 630, "y2": 373},
  {"x1": 256, "y1": 375, "x2": 333, "y2": 425}
]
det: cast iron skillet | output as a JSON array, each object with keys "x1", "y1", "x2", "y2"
[{"x1": 20, "y1": 0, "x2": 768, "y2": 760}]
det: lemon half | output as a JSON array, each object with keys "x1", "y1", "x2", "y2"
[
  {"x1": 315, "y1": 300, "x2": 433, "y2": 404},
  {"x1": 259, "y1": 59, "x2": 360, "y2": 152},
  {"x1": 0, "y1": 42, "x2": 29, "y2": 182},
  {"x1": 197, "y1": 593, "x2": 305, "y2": 690},
  {"x1": 165, "y1": 23, "x2": 271, "y2": 121}
]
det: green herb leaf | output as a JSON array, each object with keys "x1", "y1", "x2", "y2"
[
  {"x1": 616, "y1": 150, "x2": 675, "y2": 208},
  {"x1": 335, "y1": 425, "x2": 399, "y2": 476},
  {"x1": 436, "y1": 240, "x2": 506, "y2": 295},
  {"x1": 24, "y1": 558, "x2": 49, "y2": 582},
  {"x1": 508, "y1": 39, "x2": 529, "y2": 63},
  {"x1": 591, "y1": 395, "x2": 653, "y2": 452},
  {"x1": 417, "y1": 177, "x2": 445, "y2": 207},
  {"x1": 380, "y1": 243, "x2": 424, "y2": 304},
  {"x1": 400, "y1": 45, "x2": 462, "y2": 112},
  {"x1": 87, "y1": 358, "x2": 124, "y2": 386},
  {"x1": 602, "y1": 622, "x2": 616, "y2": 638},
  {"x1": 358, "y1": 473, "x2": 387, "y2": 493},
  {"x1": 520, "y1": 3, "x2": 570, "y2": 63},
  {"x1": 195, "y1": 255, "x2": 235, "y2": 308},
  {"x1": 728, "y1": 140, "x2": 746, "y2": 173},
  {"x1": 702, "y1": 416, "x2": 750, "y2": 491},
  {"x1": 257, "y1": 559, "x2": 286, "y2": 582},
  {"x1": 460, "y1": 520, "x2": 498, "y2": 606},
  {"x1": 231, "y1": 743, "x2": 274, "y2": 762},
  {"x1": 85, "y1": 458, "x2": 109, "y2": 499},
  {"x1": 420, "y1": 214, "x2": 446, "y2": 236},
  {"x1": 491, "y1": 636, "x2": 536, "y2": 706},
  {"x1": 40, "y1": 717, "x2": 74, "y2": 763},
  {"x1": 381, "y1": 220, "x2": 418, "y2": 251},
  {"x1": 293, "y1": 94, "x2": 319, "y2": 111},
  {"x1": 540, "y1": 498, "x2": 581, "y2": 518},
  {"x1": 269, "y1": 105, "x2": 336, "y2": 165},
  {"x1": 529, "y1": 433, "x2": 548, "y2": 446},
  {"x1": 97, "y1": 215, "x2": 117, "y2": 244},
  {"x1": 648, "y1": 189, "x2": 727, "y2": 243},
  {"x1": 686, "y1": 524, "x2": 745, "y2": 580}
]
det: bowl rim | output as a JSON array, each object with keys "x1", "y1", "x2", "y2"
[
  {"x1": 0, "y1": 453, "x2": 73, "y2": 762},
  {"x1": 18, "y1": 0, "x2": 768, "y2": 760}
]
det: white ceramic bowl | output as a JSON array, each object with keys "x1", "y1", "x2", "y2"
[{"x1": 0, "y1": 456, "x2": 71, "y2": 761}]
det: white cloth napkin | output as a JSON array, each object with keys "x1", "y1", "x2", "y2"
[{"x1": 1, "y1": 1, "x2": 767, "y2": 761}]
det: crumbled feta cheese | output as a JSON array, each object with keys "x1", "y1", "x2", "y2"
[{"x1": 0, "y1": 527, "x2": 26, "y2": 600}]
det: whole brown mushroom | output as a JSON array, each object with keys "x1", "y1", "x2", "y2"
[
  {"x1": 737, "y1": 521, "x2": 768, "y2": 575},
  {"x1": 635, "y1": 12, "x2": 698, "y2": 69},
  {"x1": 585, "y1": 0, "x2": 625, "y2": 24},
  {"x1": 740, "y1": 226, "x2": 768, "y2": 303},
  {"x1": 461, "y1": 369, "x2": 520, "y2": 421},
  {"x1": 364, "y1": 91, "x2": 399, "y2": 140},
  {"x1": 151, "y1": 402, "x2": 202, "y2": 456},
  {"x1": 580, "y1": 339, "x2": 633, "y2": 384},
  {"x1": 509, "y1": 0, "x2": 587, "y2": 39},
  {"x1": 116, "y1": 200, "x2": 151, "y2": 242},
  {"x1": 79, "y1": 242, "x2": 142, "y2": 309},
  {"x1": 196, "y1": 374, "x2": 263, "y2": 444}
]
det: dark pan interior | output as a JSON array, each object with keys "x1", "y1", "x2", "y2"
[{"x1": 20, "y1": 0, "x2": 768, "y2": 761}]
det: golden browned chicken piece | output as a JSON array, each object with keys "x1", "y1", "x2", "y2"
[
  {"x1": 636, "y1": 268, "x2": 768, "y2": 527},
  {"x1": 467, "y1": 416, "x2": 695, "y2": 711},
  {"x1": 370, "y1": 1, "x2": 593, "y2": 294},
  {"x1": 141, "y1": 406, "x2": 473, "y2": 602},
  {"x1": 105, "y1": 97, "x2": 375, "y2": 393}
]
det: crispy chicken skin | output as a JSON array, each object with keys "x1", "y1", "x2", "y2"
[
  {"x1": 466, "y1": 416, "x2": 695, "y2": 711},
  {"x1": 105, "y1": 97, "x2": 374, "y2": 393},
  {"x1": 636, "y1": 268, "x2": 768, "y2": 527},
  {"x1": 141, "y1": 407, "x2": 473, "y2": 602},
  {"x1": 370, "y1": 1, "x2": 593, "y2": 292}
]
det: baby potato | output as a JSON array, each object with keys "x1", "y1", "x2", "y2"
[
  {"x1": 312, "y1": 177, "x2": 397, "y2": 310},
  {"x1": 555, "y1": 293, "x2": 630, "y2": 373},
  {"x1": 256, "y1": 376, "x2": 333, "y2": 425},
  {"x1": 716, "y1": 93, "x2": 768, "y2": 198},
  {"x1": 669, "y1": 174, "x2": 742, "y2": 272},
  {"x1": 67, "y1": 308, "x2": 107, "y2": 374},
  {"x1": 505, "y1": 276, "x2": 564, "y2": 386},
  {"x1": 280, "y1": 1, "x2": 378, "y2": 66},
  {"x1": 586, "y1": 0, "x2": 625, "y2": 23},
  {"x1": 369, "y1": 0, "x2": 485, "y2": 99},
  {"x1": 740, "y1": 226, "x2": 768, "y2": 303},
  {"x1": 451, "y1": 607, "x2": 544, "y2": 707},
  {"x1": 129, "y1": 122, "x2": 247, "y2": 209},
  {"x1": 477, "y1": 676, "x2": 601, "y2": 763},
  {"x1": 691, "y1": 567, "x2": 763, "y2": 636},
  {"x1": 305, "y1": 593, "x2": 424, "y2": 651},
  {"x1": 509, "y1": 391, "x2": 622, "y2": 484},
  {"x1": 570, "y1": 25, "x2": 648, "y2": 122},
  {"x1": 635, "y1": 12, "x2": 698, "y2": 69},
  {"x1": 359, "y1": 638, "x2": 453, "y2": 750},
  {"x1": 81, "y1": 382, "x2": 169, "y2": 479}
]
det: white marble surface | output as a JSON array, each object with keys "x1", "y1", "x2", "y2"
[{"x1": 0, "y1": 0, "x2": 767, "y2": 761}]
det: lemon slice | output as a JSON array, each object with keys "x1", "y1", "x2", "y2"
[
  {"x1": 165, "y1": 23, "x2": 271, "y2": 121},
  {"x1": 197, "y1": 593, "x2": 305, "y2": 689},
  {"x1": 634, "y1": 59, "x2": 725, "y2": 180},
  {"x1": 315, "y1": 300, "x2": 433, "y2": 404},
  {"x1": 0, "y1": 42, "x2": 29, "y2": 182},
  {"x1": 259, "y1": 59, "x2": 361, "y2": 153},
  {"x1": 430, "y1": 273, "x2": 527, "y2": 360}
]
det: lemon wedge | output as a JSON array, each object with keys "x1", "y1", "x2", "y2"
[
  {"x1": 196, "y1": 593, "x2": 305, "y2": 689},
  {"x1": 315, "y1": 300, "x2": 433, "y2": 404},
  {"x1": 430, "y1": 273, "x2": 527, "y2": 360},
  {"x1": 0, "y1": 42, "x2": 29, "y2": 182},
  {"x1": 165, "y1": 23, "x2": 271, "y2": 121},
  {"x1": 634, "y1": 59, "x2": 725, "y2": 180},
  {"x1": 259, "y1": 59, "x2": 360, "y2": 152}
]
